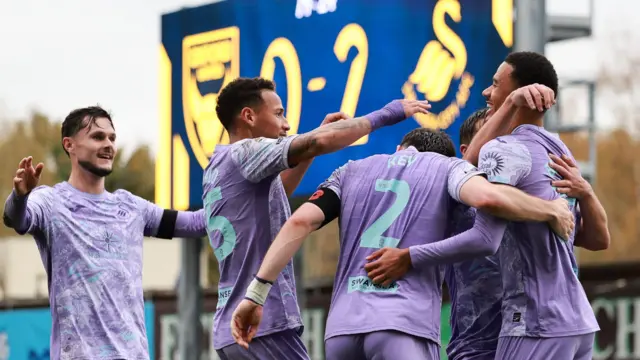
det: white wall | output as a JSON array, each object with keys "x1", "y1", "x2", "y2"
[{"x1": 0, "y1": 236, "x2": 208, "y2": 300}]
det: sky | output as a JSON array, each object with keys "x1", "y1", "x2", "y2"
[{"x1": 0, "y1": 0, "x2": 637, "y2": 155}]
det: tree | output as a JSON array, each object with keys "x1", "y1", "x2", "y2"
[
  {"x1": 566, "y1": 30, "x2": 640, "y2": 266},
  {"x1": 0, "y1": 112, "x2": 156, "y2": 237}
]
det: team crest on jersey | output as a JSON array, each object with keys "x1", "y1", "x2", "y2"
[
  {"x1": 480, "y1": 152, "x2": 505, "y2": 177},
  {"x1": 182, "y1": 26, "x2": 240, "y2": 169}
]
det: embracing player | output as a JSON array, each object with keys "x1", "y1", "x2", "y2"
[
  {"x1": 229, "y1": 125, "x2": 574, "y2": 359},
  {"x1": 203, "y1": 77, "x2": 432, "y2": 360},
  {"x1": 3, "y1": 106, "x2": 207, "y2": 360}
]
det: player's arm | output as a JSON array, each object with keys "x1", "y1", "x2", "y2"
[
  {"x1": 243, "y1": 166, "x2": 344, "y2": 306},
  {"x1": 279, "y1": 112, "x2": 349, "y2": 196},
  {"x1": 3, "y1": 187, "x2": 53, "y2": 235},
  {"x1": 132, "y1": 194, "x2": 207, "y2": 239},
  {"x1": 286, "y1": 100, "x2": 429, "y2": 166},
  {"x1": 468, "y1": 140, "x2": 575, "y2": 238},
  {"x1": 548, "y1": 154, "x2": 610, "y2": 251},
  {"x1": 464, "y1": 84, "x2": 555, "y2": 166},
  {"x1": 232, "y1": 100, "x2": 427, "y2": 185}
]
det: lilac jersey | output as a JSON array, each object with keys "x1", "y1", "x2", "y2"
[
  {"x1": 10, "y1": 182, "x2": 167, "y2": 360},
  {"x1": 203, "y1": 136, "x2": 302, "y2": 350},
  {"x1": 444, "y1": 204, "x2": 502, "y2": 360},
  {"x1": 478, "y1": 124, "x2": 599, "y2": 337},
  {"x1": 317, "y1": 147, "x2": 483, "y2": 344}
]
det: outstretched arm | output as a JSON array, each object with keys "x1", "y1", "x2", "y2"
[
  {"x1": 464, "y1": 84, "x2": 555, "y2": 165},
  {"x1": 286, "y1": 100, "x2": 430, "y2": 166}
]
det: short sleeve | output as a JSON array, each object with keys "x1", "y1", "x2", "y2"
[
  {"x1": 478, "y1": 137, "x2": 532, "y2": 186},
  {"x1": 23, "y1": 186, "x2": 54, "y2": 235},
  {"x1": 316, "y1": 162, "x2": 350, "y2": 200},
  {"x1": 118, "y1": 191, "x2": 163, "y2": 237},
  {"x1": 446, "y1": 158, "x2": 485, "y2": 202},
  {"x1": 230, "y1": 135, "x2": 298, "y2": 182}
]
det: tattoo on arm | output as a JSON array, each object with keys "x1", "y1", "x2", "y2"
[{"x1": 287, "y1": 118, "x2": 371, "y2": 166}]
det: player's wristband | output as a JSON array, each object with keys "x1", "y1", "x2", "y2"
[
  {"x1": 245, "y1": 277, "x2": 273, "y2": 306},
  {"x1": 365, "y1": 100, "x2": 405, "y2": 131}
]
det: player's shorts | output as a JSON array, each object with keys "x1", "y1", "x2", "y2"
[
  {"x1": 324, "y1": 330, "x2": 440, "y2": 360},
  {"x1": 495, "y1": 333, "x2": 595, "y2": 360},
  {"x1": 216, "y1": 329, "x2": 310, "y2": 360}
]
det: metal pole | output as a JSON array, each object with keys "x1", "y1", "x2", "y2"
[
  {"x1": 514, "y1": 0, "x2": 546, "y2": 53},
  {"x1": 179, "y1": 238, "x2": 203, "y2": 360}
]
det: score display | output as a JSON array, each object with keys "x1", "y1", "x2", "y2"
[{"x1": 156, "y1": 0, "x2": 513, "y2": 210}]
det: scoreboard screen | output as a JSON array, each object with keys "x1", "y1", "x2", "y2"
[{"x1": 156, "y1": 0, "x2": 513, "y2": 210}]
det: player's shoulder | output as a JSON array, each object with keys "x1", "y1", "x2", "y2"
[
  {"x1": 112, "y1": 188, "x2": 144, "y2": 204},
  {"x1": 481, "y1": 136, "x2": 531, "y2": 160},
  {"x1": 31, "y1": 184, "x2": 56, "y2": 199}
]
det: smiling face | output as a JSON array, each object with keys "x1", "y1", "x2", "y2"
[
  {"x1": 244, "y1": 89, "x2": 290, "y2": 139},
  {"x1": 63, "y1": 116, "x2": 117, "y2": 177},
  {"x1": 481, "y1": 62, "x2": 518, "y2": 116}
]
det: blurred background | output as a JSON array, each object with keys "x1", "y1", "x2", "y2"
[{"x1": 0, "y1": 0, "x2": 637, "y2": 359}]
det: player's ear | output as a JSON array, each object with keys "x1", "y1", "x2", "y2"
[
  {"x1": 460, "y1": 144, "x2": 468, "y2": 156},
  {"x1": 239, "y1": 107, "x2": 256, "y2": 128},
  {"x1": 62, "y1": 137, "x2": 74, "y2": 155},
  {"x1": 396, "y1": 145, "x2": 401, "y2": 152}
]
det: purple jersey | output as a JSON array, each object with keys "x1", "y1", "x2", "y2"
[
  {"x1": 11, "y1": 182, "x2": 166, "y2": 359},
  {"x1": 316, "y1": 147, "x2": 483, "y2": 345},
  {"x1": 478, "y1": 124, "x2": 599, "y2": 337},
  {"x1": 444, "y1": 204, "x2": 502, "y2": 360},
  {"x1": 203, "y1": 136, "x2": 303, "y2": 350}
]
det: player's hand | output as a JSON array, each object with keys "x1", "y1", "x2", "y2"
[
  {"x1": 230, "y1": 299, "x2": 263, "y2": 350},
  {"x1": 14, "y1": 156, "x2": 44, "y2": 197},
  {"x1": 399, "y1": 99, "x2": 432, "y2": 118},
  {"x1": 320, "y1": 111, "x2": 350, "y2": 126},
  {"x1": 548, "y1": 154, "x2": 593, "y2": 200},
  {"x1": 509, "y1": 84, "x2": 555, "y2": 112},
  {"x1": 364, "y1": 247, "x2": 411, "y2": 287},
  {"x1": 548, "y1": 198, "x2": 575, "y2": 241}
]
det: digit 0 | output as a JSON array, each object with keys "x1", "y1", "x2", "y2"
[{"x1": 260, "y1": 38, "x2": 303, "y2": 135}]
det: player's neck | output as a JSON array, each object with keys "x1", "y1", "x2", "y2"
[
  {"x1": 67, "y1": 168, "x2": 106, "y2": 195},
  {"x1": 228, "y1": 128, "x2": 254, "y2": 144},
  {"x1": 510, "y1": 108, "x2": 544, "y2": 132}
]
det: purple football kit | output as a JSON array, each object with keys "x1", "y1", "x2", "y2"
[
  {"x1": 314, "y1": 147, "x2": 486, "y2": 360},
  {"x1": 3, "y1": 182, "x2": 206, "y2": 360},
  {"x1": 478, "y1": 124, "x2": 599, "y2": 359},
  {"x1": 203, "y1": 136, "x2": 308, "y2": 359}
]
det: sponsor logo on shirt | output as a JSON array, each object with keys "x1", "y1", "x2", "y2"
[
  {"x1": 479, "y1": 152, "x2": 505, "y2": 177},
  {"x1": 348, "y1": 276, "x2": 399, "y2": 294},
  {"x1": 217, "y1": 286, "x2": 233, "y2": 308}
]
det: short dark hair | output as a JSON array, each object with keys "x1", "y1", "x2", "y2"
[
  {"x1": 400, "y1": 128, "x2": 456, "y2": 157},
  {"x1": 505, "y1": 51, "x2": 559, "y2": 98},
  {"x1": 61, "y1": 106, "x2": 114, "y2": 156},
  {"x1": 215, "y1": 77, "x2": 276, "y2": 131},
  {"x1": 459, "y1": 108, "x2": 490, "y2": 146}
]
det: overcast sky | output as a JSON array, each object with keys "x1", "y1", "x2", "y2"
[{"x1": 0, "y1": 0, "x2": 636, "y2": 154}]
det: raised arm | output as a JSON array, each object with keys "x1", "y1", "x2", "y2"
[
  {"x1": 464, "y1": 84, "x2": 555, "y2": 165},
  {"x1": 286, "y1": 100, "x2": 430, "y2": 166},
  {"x1": 280, "y1": 112, "x2": 349, "y2": 196},
  {"x1": 549, "y1": 154, "x2": 610, "y2": 251},
  {"x1": 3, "y1": 156, "x2": 50, "y2": 235}
]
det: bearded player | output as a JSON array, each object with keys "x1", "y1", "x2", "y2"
[{"x1": 3, "y1": 106, "x2": 207, "y2": 360}]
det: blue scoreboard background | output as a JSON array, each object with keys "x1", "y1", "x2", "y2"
[{"x1": 156, "y1": 0, "x2": 513, "y2": 210}]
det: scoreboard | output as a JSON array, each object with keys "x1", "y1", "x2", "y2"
[{"x1": 156, "y1": 0, "x2": 513, "y2": 210}]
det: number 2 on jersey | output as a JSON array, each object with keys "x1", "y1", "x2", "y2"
[
  {"x1": 359, "y1": 179, "x2": 410, "y2": 249},
  {"x1": 204, "y1": 169, "x2": 237, "y2": 262}
]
